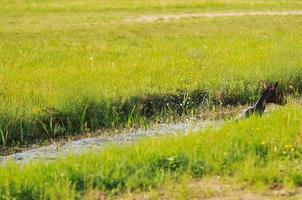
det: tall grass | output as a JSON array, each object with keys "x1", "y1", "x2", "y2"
[
  {"x1": 1, "y1": 1, "x2": 302, "y2": 144},
  {"x1": 0, "y1": 104, "x2": 301, "y2": 199}
]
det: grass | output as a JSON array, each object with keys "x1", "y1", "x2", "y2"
[
  {"x1": 1, "y1": 1, "x2": 302, "y2": 199},
  {"x1": 2, "y1": 0, "x2": 302, "y2": 15},
  {"x1": 1, "y1": 1, "x2": 302, "y2": 145},
  {"x1": 0, "y1": 104, "x2": 301, "y2": 199}
]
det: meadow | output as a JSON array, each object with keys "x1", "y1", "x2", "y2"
[
  {"x1": 1, "y1": 104, "x2": 302, "y2": 199},
  {"x1": 1, "y1": 0, "x2": 302, "y2": 146},
  {"x1": 1, "y1": 0, "x2": 302, "y2": 199}
]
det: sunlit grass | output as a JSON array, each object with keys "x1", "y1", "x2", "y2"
[
  {"x1": 2, "y1": 0, "x2": 302, "y2": 14},
  {"x1": 0, "y1": 104, "x2": 301, "y2": 199},
  {"x1": 0, "y1": 1, "x2": 302, "y2": 144}
]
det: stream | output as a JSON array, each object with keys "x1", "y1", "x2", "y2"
[{"x1": 0, "y1": 118, "x2": 224, "y2": 165}]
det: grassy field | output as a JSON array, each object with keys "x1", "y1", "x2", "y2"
[
  {"x1": 1, "y1": 103, "x2": 302, "y2": 199},
  {"x1": 1, "y1": 1, "x2": 302, "y2": 145},
  {"x1": 1, "y1": 1, "x2": 302, "y2": 199},
  {"x1": 2, "y1": 0, "x2": 302, "y2": 14}
]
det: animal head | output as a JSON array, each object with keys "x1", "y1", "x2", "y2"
[{"x1": 264, "y1": 82, "x2": 286, "y2": 105}]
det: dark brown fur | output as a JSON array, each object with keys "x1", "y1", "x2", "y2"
[{"x1": 244, "y1": 82, "x2": 286, "y2": 117}]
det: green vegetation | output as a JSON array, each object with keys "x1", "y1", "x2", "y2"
[
  {"x1": 2, "y1": 0, "x2": 302, "y2": 14},
  {"x1": 0, "y1": 104, "x2": 301, "y2": 199},
  {"x1": 1, "y1": 0, "x2": 302, "y2": 145},
  {"x1": 1, "y1": 1, "x2": 302, "y2": 199}
]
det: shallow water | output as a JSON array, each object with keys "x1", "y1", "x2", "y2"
[{"x1": 0, "y1": 119, "x2": 223, "y2": 165}]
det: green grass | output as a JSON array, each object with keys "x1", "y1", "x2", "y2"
[
  {"x1": 1, "y1": 1, "x2": 302, "y2": 145},
  {"x1": 2, "y1": 0, "x2": 302, "y2": 14},
  {"x1": 0, "y1": 104, "x2": 302, "y2": 199}
]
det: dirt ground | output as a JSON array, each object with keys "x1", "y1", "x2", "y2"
[
  {"x1": 115, "y1": 177, "x2": 302, "y2": 200},
  {"x1": 123, "y1": 11, "x2": 302, "y2": 23}
]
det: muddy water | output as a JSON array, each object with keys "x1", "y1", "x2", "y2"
[{"x1": 0, "y1": 119, "x2": 223, "y2": 165}]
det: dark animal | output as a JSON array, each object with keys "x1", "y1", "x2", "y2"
[{"x1": 243, "y1": 82, "x2": 286, "y2": 118}]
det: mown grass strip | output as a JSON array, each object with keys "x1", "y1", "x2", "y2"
[{"x1": 0, "y1": 104, "x2": 301, "y2": 199}]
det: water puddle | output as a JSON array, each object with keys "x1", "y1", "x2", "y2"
[{"x1": 0, "y1": 119, "x2": 223, "y2": 165}]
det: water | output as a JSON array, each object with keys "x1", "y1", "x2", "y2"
[{"x1": 0, "y1": 119, "x2": 223, "y2": 165}]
